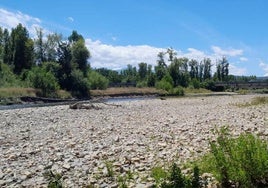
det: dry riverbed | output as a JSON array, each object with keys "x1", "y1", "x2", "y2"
[{"x1": 0, "y1": 94, "x2": 267, "y2": 187}]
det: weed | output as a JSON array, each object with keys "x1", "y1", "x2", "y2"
[
  {"x1": 199, "y1": 127, "x2": 268, "y2": 187},
  {"x1": 43, "y1": 170, "x2": 63, "y2": 188},
  {"x1": 105, "y1": 161, "x2": 114, "y2": 177}
]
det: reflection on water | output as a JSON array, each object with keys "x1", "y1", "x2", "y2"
[{"x1": 0, "y1": 96, "x2": 156, "y2": 111}]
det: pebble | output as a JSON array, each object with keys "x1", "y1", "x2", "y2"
[{"x1": 0, "y1": 94, "x2": 267, "y2": 187}]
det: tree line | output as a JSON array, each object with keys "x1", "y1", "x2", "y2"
[{"x1": 0, "y1": 24, "x2": 256, "y2": 98}]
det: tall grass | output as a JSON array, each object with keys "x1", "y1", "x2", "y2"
[{"x1": 0, "y1": 87, "x2": 37, "y2": 98}]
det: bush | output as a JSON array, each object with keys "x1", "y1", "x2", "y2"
[
  {"x1": 26, "y1": 66, "x2": 59, "y2": 97},
  {"x1": 156, "y1": 80, "x2": 173, "y2": 92},
  {"x1": 0, "y1": 63, "x2": 21, "y2": 87},
  {"x1": 136, "y1": 80, "x2": 148, "y2": 88},
  {"x1": 171, "y1": 86, "x2": 185, "y2": 96},
  {"x1": 69, "y1": 69, "x2": 90, "y2": 98},
  {"x1": 152, "y1": 163, "x2": 201, "y2": 188},
  {"x1": 199, "y1": 127, "x2": 268, "y2": 187},
  {"x1": 190, "y1": 78, "x2": 200, "y2": 89},
  {"x1": 88, "y1": 70, "x2": 109, "y2": 90}
]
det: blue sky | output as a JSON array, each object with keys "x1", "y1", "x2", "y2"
[{"x1": 1, "y1": 0, "x2": 268, "y2": 76}]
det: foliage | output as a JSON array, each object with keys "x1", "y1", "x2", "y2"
[
  {"x1": 43, "y1": 170, "x2": 63, "y2": 188},
  {"x1": 199, "y1": 127, "x2": 268, "y2": 187},
  {"x1": 69, "y1": 69, "x2": 90, "y2": 98},
  {"x1": 104, "y1": 161, "x2": 114, "y2": 177},
  {"x1": 154, "y1": 163, "x2": 201, "y2": 188},
  {"x1": 170, "y1": 86, "x2": 185, "y2": 96},
  {"x1": 0, "y1": 62, "x2": 21, "y2": 87},
  {"x1": 151, "y1": 166, "x2": 168, "y2": 185},
  {"x1": 25, "y1": 66, "x2": 59, "y2": 97},
  {"x1": 155, "y1": 79, "x2": 173, "y2": 92},
  {"x1": 88, "y1": 70, "x2": 109, "y2": 90},
  {"x1": 189, "y1": 78, "x2": 200, "y2": 89}
]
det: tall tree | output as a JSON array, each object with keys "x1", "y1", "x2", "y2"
[
  {"x1": 71, "y1": 38, "x2": 90, "y2": 75},
  {"x1": 138, "y1": 62, "x2": 147, "y2": 80},
  {"x1": 189, "y1": 59, "x2": 199, "y2": 79},
  {"x1": 167, "y1": 47, "x2": 177, "y2": 62},
  {"x1": 10, "y1": 24, "x2": 34, "y2": 74},
  {"x1": 155, "y1": 51, "x2": 167, "y2": 81},
  {"x1": 68, "y1": 30, "x2": 84, "y2": 43},
  {"x1": 34, "y1": 28, "x2": 45, "y2": 64},
  {"x1": 2, "y1": 28, "x2": 12, "y2": 66},
  {"x1": 215, "y1": 57, "x2": 229, "y2": 81},
  {"x1": 203, "y1": 58, "x2": 212, "y2": 80},
  {"x1": 46, "y1": 33, "x2": 62, "y2": 62}
]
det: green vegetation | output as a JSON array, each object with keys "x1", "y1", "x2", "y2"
[
  {"x1": 2, "y1": 23, "x2": 257, "y2": 101},
  {"x1": 43, "y1": 170, "x2": 63, "y2": 188},
  {"x1": 235, "y1": 96, "x2": 268, "y2": 107},
  {"x1": 149, "y1": 127, "x2": 268, "y2": 188},
  {"x1": 197, "y1": 128, "x2": 268, "y2": 188},
  {"x1": 151, "y1": 163, "x2": 202, "y2": 188}
]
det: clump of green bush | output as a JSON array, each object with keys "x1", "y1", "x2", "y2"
[
  {"x1": 151, "y1": 164, "x2": 201, "y2": 188},
  {"x1": 199, "y1": 128, "x2": 268, "y2": 187}
]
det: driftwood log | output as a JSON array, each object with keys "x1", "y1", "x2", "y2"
[{"x1": 69, "y1": 99, "x2": 121, "y2": 110}]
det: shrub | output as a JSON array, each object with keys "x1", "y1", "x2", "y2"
[
  {"x1": 0, "y1": 63, "x2": 21, "y2": 87},
  {"x1": 136, "y1": 80, "x2": 148, "y2": 88},
  {"x1": 190, "y1": 78, "x2": 200, "y2": 89},
  {"x1": 69, "y1": 69, "x2": 90, "y2": 98},
  {"x1": 88, "y1": 70, "x2": 109, "y2": 90},
  {"x1": 156, "y1": 80, "x2": 173, "y2": 92},
  {"x1": 200, "y1": 127, "x2": 268, "y2": 187},
  {"x1": 171, "y1": 86, "x2": 185, "y2": 96},
  {"x1": 157, "y1": 163, "x2": 201, "y2": 188},
  {"x1": 26, "y1": 66, "x2": 59, "y2": 97}
]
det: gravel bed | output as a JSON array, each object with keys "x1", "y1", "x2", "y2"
[{"x1": 0, "y1": 94, "x2": 267, "y2": 187}]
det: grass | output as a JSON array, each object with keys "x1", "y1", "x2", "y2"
[
  {"x1": 235, "y1": 96, "x2": 268, "y2": 107},
  {"x1": 184, "y1": 87, "x2": 212, "y2": 94},
  {"x1": 0, "y1": 87, "x2": 37, "y2": 98},
  {"x1": 90, "y1": 87, "x2": 167, "y2": 97}
]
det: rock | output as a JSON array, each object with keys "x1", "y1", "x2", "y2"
[
  {"x1": 63, "y1": 163, "x2": 71, "y2": 170},
  {"x1": 114, "y1": 136, "x2": 120, "y2": 142},
  {"x1": 158, "y1": 142, "x2": 167, "y2": 147}
]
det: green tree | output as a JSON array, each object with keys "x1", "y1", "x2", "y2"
[
  {"x1": 138, "y1": 62, "x2": 147, "y2": 81},
  {"x1": 215, "y1": 57, "x2": 229, "y2": 81},
  {"x1": 155, "y1": 51, "x2": 167, "y2": 81},
  {"x1": 34, "y1": 28, "x2": 45, "y2": 64},
  {"x1": 46, "y1": 33, "x2": 62, "y2": 62},
  {"x1": 69, "y1": 69, "x2": 90, "y2": 98},
  {"x1": 10, "y1": 24, "x2": 34, "y2": 74},
  {"x1": 88, "y1": 70, "x2": 109, "y2": 90},
  {"x1": 203, "y1": 58, "x2": 212, "y2": 80},
  {"x1": 71, "y1": 38, "x2": 90, "y2": 75},
  {"x1": 168, "y1": 57, "x2": 189, "y2": 87},
  {"x1": 189, "y1": 59, "x2": 199, "y2": 80},
  {"x1": 26, "y1": 66, "x2": 59, "y2": 97},
  {"x1": 68, "y1": 30, "x2": 84, "y2": 43}
]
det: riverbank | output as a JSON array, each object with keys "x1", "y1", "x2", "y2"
[{"x1": 0, "y1": 94, "x2": 267, "y2": 187}]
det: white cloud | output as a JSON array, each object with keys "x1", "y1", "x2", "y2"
[
  {"x1": 0, "y1": 8, "x2": 251, "y2": 75},
  {"x1": 259, "y1": 60, "x2": 268, "y2": 76},
  {"x1": 68, "y1": 17, "x2": 74, "y2": 22},
  {"x1": 0, "y1": 8, "x2": 41, "y2": 35},
  {"x1": 229, "y1": 64, "x2": 247, "y2": 75},
  {"x1": 85, "y1": 38, "x2": 166, "y2": 70},
  {"x1": 211, "y1": 45, "x2": 243, "y2": 57},
  {"x1": 239, "y1": 57, "x2": 248, "y2": 62}
]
